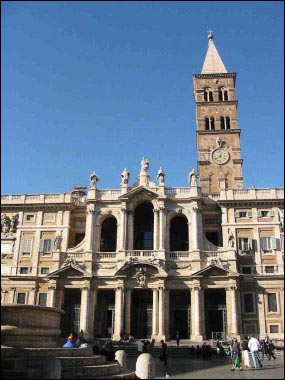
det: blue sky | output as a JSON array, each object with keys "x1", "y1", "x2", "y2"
[{"x1": 1, "y1": 1, "x2": 284, "y2": 194}]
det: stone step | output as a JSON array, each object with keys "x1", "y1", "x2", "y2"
[
  {"x1": 91, "y1": 369, "x2": 136, "y2": 379},
  {"x1": 61, "y1": 362, "x2": 122, "y2": 378},
  {"x1": 59, "y1": 355, "x2": 106, "y2": 367},
  {"x1": 1, "y1": 369, "x2": 42, "y2": 379},
  {"x1": 1, "y1": 358, "x2": 28, "y2": 370}
]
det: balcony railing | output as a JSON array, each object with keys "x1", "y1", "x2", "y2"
[{"x1": 1, "y1": 193, "x2": 72, "y2": 204}]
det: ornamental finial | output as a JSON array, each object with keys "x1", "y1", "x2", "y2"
[{"x1": 207, "y1": 30, "x2": 213, "y2": 41}]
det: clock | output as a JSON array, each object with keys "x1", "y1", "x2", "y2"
[{"x1": 212, "y1": 148, "x2": 230, "y2": 165}]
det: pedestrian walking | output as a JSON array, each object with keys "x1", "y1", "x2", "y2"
[
  {"x1": 175, "y1": 330, "x2": 180, "y2": 347},
  {"x1": 230, "y1": 338, "x2": 242, "y2": 371},
  {"x1": 248, "y1": 335, "x2": 263, "y2": 369},
  {"x1": 267, "y1": 340, "x2": 276, "y2": 360},
  {"x1": 240, "y1": 335, "x2": 251, "y2": 369},
  {"x1": 160, "y1": 340, "x2": 169, "y2": 366}
]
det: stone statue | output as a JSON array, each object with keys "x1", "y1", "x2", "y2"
[
  {"x1": 188, "y1": 169, "x2": 197, "y2": 186},
  {"x1": 121, "y1": 168, "x2": 130, "y2": 185},
  {"x1": 1, "y1": 214, "x2": 11, "y2": 233},
  {"x1": 216, "y1": 137, "x2": 222, "y2": 148},
  {"x1": 141, "y1": 157, "x2": 149, "y2": 173},
  {"x1": 228, "y1": 229, "x2": 235, "y2": 248},
  {"x1": 90, "y1": 172, "x2": 99, "y2": 188},
  {"x1": 135, "y1": 267, "x2": 147, "y2": 287},
  {"x1": 54, "y1": 234, "x2": 63, "y2": 251},
  {"x1": 10, "y1": 214, "x2": 19, "y2": 233},
  {"x1": 156, "y1": 167, "x2": 165, "y2": 185}
]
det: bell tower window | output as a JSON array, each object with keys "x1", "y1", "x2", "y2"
[
  {"x1": 220, "y1": 116, "x2": 230, "y2": 130},
  {"x1": 226, "y1": 116, "x2": 230, "y2": 129},
  {"x1": 219, "y1": 87, "x2": 228, "y2": 101},
  {"x1": 204, "y1": 88, "x2": 213, "y2": 102},
  {"x1": 210, "y1": 117, "x2": 215, "y2": 130}
]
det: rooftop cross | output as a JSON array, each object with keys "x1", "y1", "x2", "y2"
[{"x1": 207, "y1": 30, "x2": 213, "y2": 40}]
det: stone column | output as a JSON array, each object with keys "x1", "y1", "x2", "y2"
[
  {"x1": 127, "y1": 211, "x2": 134, "y2": 251},
  {"x1": 257, "y1": 290, "x2": 267, "y2": 337},
  {"x1": 86, "y1": 204, "x2": 95, "y2": 252},
  {"x1": 28, "y1": 287, "x2": 37, "y2": 305},
  {"x1": 48, "y1": 286, "x2": 56, "y2": 307},
  {"x1": 190, "y1": 287, "x2": 203, "y2": 341},
  {"x1": 125, "y1": 289, "x2": 132, "y2": 336},
  {"x1": 113, "y1": 287, "x2": 124, "y2": 340},
  {"x1": 153, "y1": 209, "x2": 159, "y2": 250},
  {"x1": 120, "y1": 206, "x2": 127, "y2": 251},
  {"x1": 80, "y1": 286, "x2": 93, "y2": 339},
  {"x1": 191, "y1": 206, "x2": 199, "y2": 250},
  {"x1": 152, "y1": 289, "x2": 158, "y2": 337},
  {"x1": 226, "y1": 287, "x2": 239, "y2": 337},
  {"x1": 8, "y1": 288, "x2": 16, "y2": 304},
  {"x1": 158, "y1": 287, "x2": 165, "y2": 340},
  {"x1": 159, "y1": 207, "x2": 166, "y2": 251}
]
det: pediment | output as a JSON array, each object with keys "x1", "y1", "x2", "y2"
[
  {"x1": 115, "y1": 260, "x2": 167, "y2": 278},
  {"x1": 118, "y1": 186, "x2": 158, "y2": 200},
  {"x1": 47, "y1": 261, "x2": 89, "y2": 278},
  {"x1": 190, "y1": 263, "x2": 239, "y2": 278}
]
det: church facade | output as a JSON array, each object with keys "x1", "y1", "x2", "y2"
[{"x1": 1, "y1": 32, "x2": 284, "y2": 342}]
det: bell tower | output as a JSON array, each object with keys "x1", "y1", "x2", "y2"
[{"x1": 193, "y1": 31, "x2": 243, "y2": 194}]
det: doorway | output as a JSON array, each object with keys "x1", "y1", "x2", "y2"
[
  {"x1": 131, "y1": 289, "x2": 153, "y2": 338},
  {"x1": 61, "y1": 289, "x2": 81, "y2": 337},
  {"x1": 204, "y1": 289, "x2": 227, "y2": 339}
]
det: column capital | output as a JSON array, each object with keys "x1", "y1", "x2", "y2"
[
  {"x1": 153, "y1": 208, "x2": 159, "y2": 213},
  {"x1": 192, "y1": 205, "x2": 202, "y2": 213},
  {"x1": 48, "y1": 286, "x2": 56, "y2": 291},
  {"x1": 226, "y1": 286, "x2": 237, "y2": 291},
  {"x1": 116, "y1": 286, "x2": 124, "y2": 292},
  {"x1": 121, "y1": 206, "x2": 127, "y2": 212},
  {"x1": 190, "y1": 286, "x2": 202, "y2": 291},
  {"x1": 158, "y1": 286, "x2": 165, "y2": 291}
]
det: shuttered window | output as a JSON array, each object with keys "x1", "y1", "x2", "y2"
[{"x1": 21, "y1": 238, "x2": 33, "y2": 256}]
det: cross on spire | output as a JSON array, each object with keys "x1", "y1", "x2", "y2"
[{"x1": 207, "y1": 30, "x2": 213, "y2": 40}]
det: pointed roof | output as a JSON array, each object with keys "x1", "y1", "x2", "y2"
[{"x1": 201, "y1": 30, "x2": 227, "y2": 74}]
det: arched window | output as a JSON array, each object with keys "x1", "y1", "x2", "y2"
[
  {"x1": 205, "y1": 117, "x2": 210, "y2": 130},
  {"x1": 218, "y1": 87, "x2": 228, "y2": 101},
  {"x1": 134, "y1": 203, "x2": 154, "y2": 250},
  {"x1": 226, "y1": 116, "x2": 230, "y2": 129},
  {"x1": 220, "y1": 116, "x2": 225, "y2": 130},
  {"x1": 210, "y1": 117, "x2": 215, "y2": 130},
  {"x1": 204, "y1": 88, "x2": 213, "y2": 102},
  {"x1": 100, "y1": 217, "x2": 117, "y2": 252},
  {"x1": 170, "y1": 216, "x2": 189, "y2": 251}
]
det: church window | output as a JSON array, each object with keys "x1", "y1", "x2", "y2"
[
  {"x1": 38, "y1": 293, "x2": 47, "y2": 306},
  {"x1": 210, "y1": 117, "x2": 215, "y2": 130},
  {"x1": 226, "y1": 116, "x2": 230, "y2": 129},
  {"x1": 238, "y1": 237, "x2": 253, "y2": 255},
  {"x1": 21, "y1": 238, "x2": 33, "y2": 256},
  {"x1": 204, "y1": 88, "x2": 213, "y2": 102},
  {"x1": 268, "y1": 293, "x2": 277, "y2": 312},
  {"x1": 170, "y1": 216, "x2": 189, "y2": 251},
  {"x1": 39, "y1": 238, "x2": 54, "y2": 255},
  {"x1": 220, "y1": 116, "x2": 225, "y2": 130},
  {"x1": 74, "y1": 233, "x2": 85, "y2": 246},
  {"x1": 218, "y1": 87, "x2": 228, "y2": 101},
  {"x1": 243, "y1": 293, "x2": 255, "y2": 313},
  {"x1": 134, "y1": 203, "x2": 154, "y2": 250},
  {"x1": 17, "y1": 293, "x2": 26, "y2": 304},
  {"x1": 205, "y1": 117, "x2": 210, "y2": 130}
]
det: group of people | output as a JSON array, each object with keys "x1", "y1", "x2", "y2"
[
  {"x1": 92, "y1": 339, "x2": 116, "y2": 361},
  {"x1": 228, "y1": 334, "x2": 276, "y2": 371},
  {"x1": 62, "y1": 330, "x2": 85, "y2": 348}
]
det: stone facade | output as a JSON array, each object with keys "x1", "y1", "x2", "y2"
[{"x1": 1, "y1": 33, "x2": 284, "y2": 343}]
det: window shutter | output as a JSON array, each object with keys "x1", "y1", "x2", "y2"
[
  {"x1": 50, "y1": 239, "x2": 54, "y2": 252},
  {"x1": 248, "y1": 238, "x2": 253, "y2": 253},
  {"x1": 257, "y1": 211, "x2": 262, "y2": 217},
  {"x1": 260, "y1": 237, "x2": 265, "y2": 250},
  {"x1": 247, "y1": 211, "x2": 252, "y2": 218},
  {"x1": 235, "y1": 211, "x2": 240, "y2": 218},
  {"x1": 269, "y1": 210, "x2": 275, "y2": 217},
  {"x1": 39, "y1": 239, "x2": 44, "y2": 253},
  {"x1": 271, "y1": 237, "x2": 277, "y2": 250},
  {"x1": 238, "y1": 237, "x2": 242, "y2": 250}
]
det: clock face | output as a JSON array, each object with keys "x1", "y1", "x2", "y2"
[{"x1": 212, "y1": 148, "x2": 230, "y2": 165}]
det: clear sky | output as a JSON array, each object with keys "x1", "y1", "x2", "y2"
[{"x1": 1, "y1": 1, "x2": 284, "y2": 194}]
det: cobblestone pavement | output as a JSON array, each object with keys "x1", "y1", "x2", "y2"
[{"x1": 128, "y1": 356, "x2": 284, "y2": 379}]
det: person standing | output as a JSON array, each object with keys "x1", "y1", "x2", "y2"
[
  {"x1": 267, "y1": 340, "x2": 276, "y2": 360},
  {"x1": 248, "y1": 335, "x2": 263, "y2": 368},
  {"x1": 240, "y1": 335, "x2": 251, "y2": 369},
  {"x1": 160, "y1": 340, "x2": 169, "y2": 366},
  {"x1": 230, "y1": 338, "x2": 242, "y2": 371},
  {"x1": 175, "y1": 330, "x2": 180, "y2": 347}
]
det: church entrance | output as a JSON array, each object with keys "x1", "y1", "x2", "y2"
[
  {"x1": 131, "y1": 289, "x2": 152, "y2": 338},
  {"x1": 61, "y1": 289, "x2": 81, "y2": 337},
  {"x1": 204, "y1": 289, "x2": 227, "y2": 339},
  {"x1": 95, "y1": 290, "x2": 115, "y2": 338},
  {"x1": 169, "y1": 290, "x2": 191, "y2": 339}
]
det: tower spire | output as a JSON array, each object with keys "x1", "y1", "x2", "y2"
[{"x1": 201, "y1": 30, "x2": 227, "y2": 74}]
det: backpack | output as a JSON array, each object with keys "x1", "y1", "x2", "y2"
[{"x1": 241, "y1": 340, "x2": 248, "y2": 351}]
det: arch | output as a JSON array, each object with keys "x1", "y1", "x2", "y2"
[
  {"x1": 133, "y1": 202, "x2": 154, "y2": 250},
  {"x1": 204, "y1": 88, "x2": 213, "y2": 102},
  {"x1": 170, "y1": 215, "x2": 189, "y2": 251},
  {"x1": 100, "y1": 216, "x2": 117, "y2": 252},
  {"x1": 218, "y1": 87, "x2": 228, "y2": 101}
]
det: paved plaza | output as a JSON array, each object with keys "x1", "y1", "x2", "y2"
[{"x1": 128, "y1": 356, "x2": 284, "y2": 379}]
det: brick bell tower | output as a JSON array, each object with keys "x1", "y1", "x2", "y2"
[{"x1": 193, "y1": 31, "x2": 244, "y2": 194}]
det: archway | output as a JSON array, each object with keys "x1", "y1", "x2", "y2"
[
  {"x1": 134, "y1": 203, "x2": 154, "y2": 250},
  {"x1": 100, "y1": 217, "x2": 117, "y2": 252},
  {"x1": 170, "y1": 216, "x2": 189, "y2": 251}
]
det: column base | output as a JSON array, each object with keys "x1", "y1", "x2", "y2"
[
  {"x1": 112, "y1": 334, "x2": 122, "y2": 342},
  {"x1": 190, "y1": 334, "x2": 204, "y2": 342}
]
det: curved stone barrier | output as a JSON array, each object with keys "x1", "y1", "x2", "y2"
[{"x1": 1, "y1": 304, "x2": 64, "y2": 348}]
